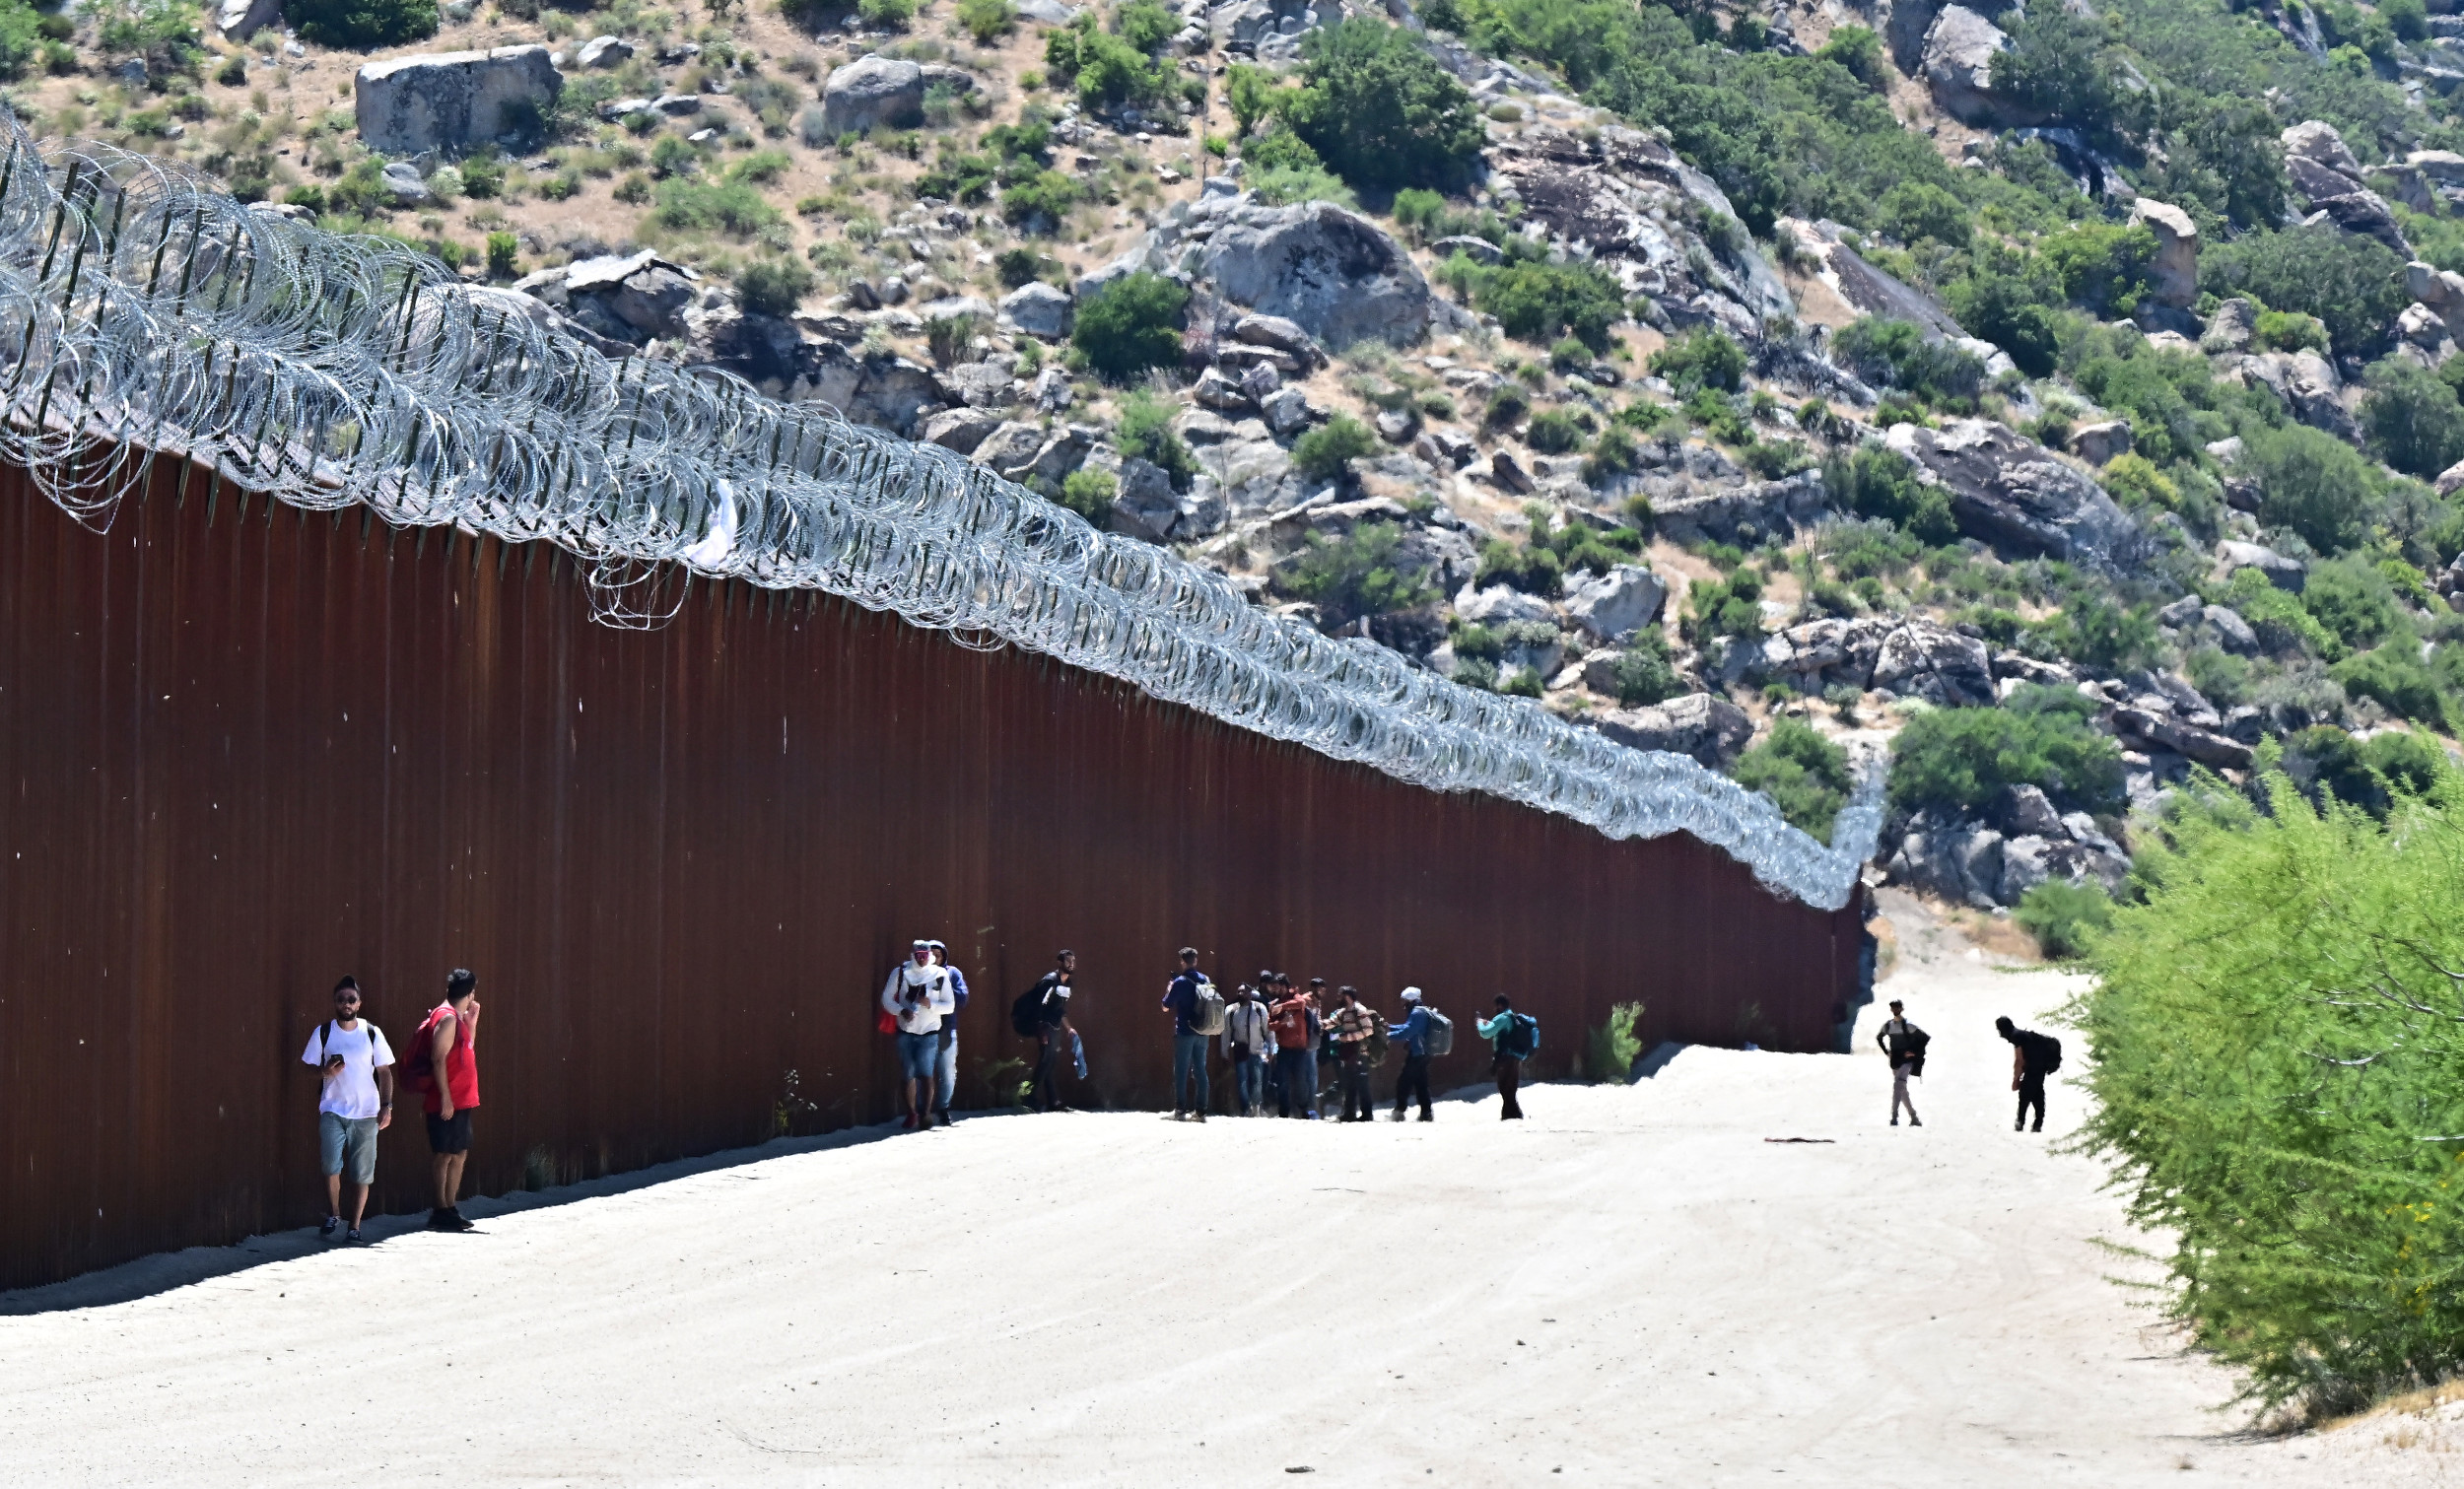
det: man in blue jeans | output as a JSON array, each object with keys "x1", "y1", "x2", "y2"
[
  {"x1": 880, "y1": 939, "x2": 954, "y2": 1131},
  {"x1": 1221, "y1": 982, "x2": 1272, "y2": 1117},
  {"x1": 1161, "y1": 946, "x2": 1211, "y2": 1122},
  {"x1": 926, "y1": 939, "x2": 969, "y2": 1128}
]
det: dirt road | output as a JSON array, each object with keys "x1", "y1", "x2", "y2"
[{"x1": 2, "y1": 895, "x2": 2444, "y2": 1485}]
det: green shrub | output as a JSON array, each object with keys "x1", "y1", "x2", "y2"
[
  {"x1": 1475, "y1": 536, "x2": 1564, "y2": 597},
  {"x1": 2247, "y1": 422, "x2": 2382, "y2": 556},
  {"x1": 1046, "y1": 13, "x2": 1177, "y2": 111},
  {"x1": 2255, "y1": 308, "x2": 2328, "y2": 354},
  {"x1": 1887, "y1": 683, "x2": 2124, "y2": 815},
  {"x1": 1682, "y1": 565, "x2": 1765, "y2": 644},
  {"x1": 458, "y1": 152, "x2": 506, "y2": 201},
  {"x1": 1583, "y1": 426, "x2": 1640, "y2": 485},
  {"x1": 1291, "y1": 414, "x2": 1379, "y2": 481},
  {"x1": 1732, "y1": 716, "x2": 1852, "y2": 839},
  {"x1": 724, "y1": 149, "x2": 794, "y2": 185},
  {"x1": 484, "y1": 231, "x2": 518, "y2": 280},
  {"x1": 1279, "y1": 520, "x2": 1435, "y2": 620},
  {"x1": 2224, "y1": 567, "x2": 2340, "y2": 658},
  {"x1": 1070, "y1": 272, "x2": 1187, "y2": 379},
  {"x1": 652, "y1": 178, "x2": 782, "y2": 236},
  {"x1": 1814, "y1": 23, "x2": 1887, "y2": 90},
  {"x1": 2074, "y1": 763, "x2": 2464, "y2": 1417},
  {"x1": 1283, "y1": 17, "x2": 1486, "y2": 192},
  {"x1": 2014, "y1": 878, "x2": 2111, "y2": 960},
  {"x1": 957, "y1": 0, "x2": 1016, "y2": 42},
  {"x1": 1584, "y1": 1000, "x2": 1646, "y2": 1083},
  {"x1": 1059, "y1": 468, "x2": 1116, "y2": 525},
  {"x1": 1989, "y1": 5, "x2": 2114, "y2": 132},
  {"x1": 2331, "y1": 644, "x2": 2450, "y2": 729},
  {"x1": 858, "y1": 0, "x2": 918, "y2": 28},
  {"x1": 995, "y1": 247, "x2": 1054, "y2": 290},
  {"x1": 2201, "y1": 225, "x2": 2408, "y2": 359},
  {"x1": 1648, "y1": 327, "x2": 1746, "y2": 394},
  {"x1": 2361, "y1": 357, "x2": 2464, "y2": 479},
  {"x1": 1821, "y1": 444, "x2": 1954, "y2": 546},
  {"x1": 999, "y1": 169, "x2": 1080, "y2": 230},
  {"x1": 1111, "y1": 0, "x2": 1179, "y2": 51},
  {"x1": 737, "y1": 257, "x2": 816, "y2": 318},
  {"x1": 288, "y1": 0, "x2": 439, "y2": 50},
  {"x1": 1875, "y1": 180, "x2": 1969, "y2": 248},
  {"x1": 1472, "y1": 260, "x2": 1625, "y2": 351},
  {"x1": 2301, "y1": 556, "x2": 2406, "y2": 654},
  {"x1": 2037, "y1": 222, "x2": 2156, "y2": 316},
  {"x1": 1115, "y1": 389, "x2": 1197, "y2": 488},
  {"x1": 2025, "y1": 594, "x2": 2159, "y2": 675},
  {"x1": 1831, "y1": 317, "x2": 1984, "y2": 409},
  {"x1": 1608, "y1": 630, "x2": 1682, "y2": 706},
  {"x1": 1525, "y1": 409, "x2": 1586, "y2": 454}
]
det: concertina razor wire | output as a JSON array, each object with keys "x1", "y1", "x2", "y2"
[{"x1": 0, "y1": 123, "x2": 1882, "y2": 912}]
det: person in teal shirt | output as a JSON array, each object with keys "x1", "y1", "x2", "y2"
[{"x1": 1475, "y1": 995, "x2": 1533, "y2": 1119}]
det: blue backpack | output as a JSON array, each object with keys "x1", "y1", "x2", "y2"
[{"x1": 1497, "y1": 1012, "x2": 1539, "y2": 1060}]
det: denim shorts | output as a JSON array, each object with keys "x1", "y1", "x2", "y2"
[
  {"x1": 897, "y1": 1031, "x2": 939, "y2": 1081},
  {"x1": 318, "y1": 1113, "x2": 378, "y2": 1184}
]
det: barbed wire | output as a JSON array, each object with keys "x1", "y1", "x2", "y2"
[{"x1": 0, "y1": 121, "x2": 1882, "y2": 910}]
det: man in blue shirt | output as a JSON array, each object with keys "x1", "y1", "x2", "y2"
[
  {"x1": 1161, "y1": 947, "x2": 1212, "y2": 1121},
  {"x1": 1386, "y1": 985, "x2": 1434, "y2": 1122}
]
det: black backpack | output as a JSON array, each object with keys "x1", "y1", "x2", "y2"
[
  {"x1": 1496, "y1": 1012, "x2": 1539, "y2": 1060},
  {"x1": 2029, "y1": 1032, "x2": 2064, "y2": 1074},
  {"x1": 1010, "y1": 979, "x2": 1056, "y2": 1038}
]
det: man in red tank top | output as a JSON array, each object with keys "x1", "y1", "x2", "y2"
[{"x1": 422, "y1": 969, "x2": 483, "y2": 1232}]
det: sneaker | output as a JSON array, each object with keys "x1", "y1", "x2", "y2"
[
  {"x1": 1890, "y1": 1117, "x2": 1899, "y2": 1126},
  {"x1": 444, "y1": 1209, "x2": 475, "y2": 1232},
  {"x1": 1195, "y1": 1113, "x2": 1207, "y2": 1123},
  {"x1": 320, "y1": 1216, "x2": 341, "y2": 1241},
  {"x1": 934, "y1": 1112, "x2": 953, "y2": 1128},
  {"x1": 345, "y1": 1227, "x2": 365, "y2": 1245},
  {"x1": 1167, "y1": 1111, "x2": 1185, "y2": 1121},
  {"x1": 1911, "y1": 1118, "x2": 1923, "y2": 1127},
  {"x1": 2014, "y1": 1119, "x2": 2023, "y2": 1131},
  {"x1": 426, "y1": 1209, "x2": 454, "y2": 1232},
  {"x1": 1417, "y1": 1112, "x2": 1434, "y2": 1122}
]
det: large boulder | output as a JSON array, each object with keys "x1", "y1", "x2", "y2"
[
  {"x1": 1882, "y1": 419, "x2": 2142, "y2": 568},
  {"x1": 214, "y1": 0, "x2": 280, "y2": 40},
  {"x1": 1886, "y1": 807, "x2": 2005, "y2": 910},
  {"x1": 2214, "y1": 539, "x2": 2307, "y2": 593},
  {"x1": 1780, "y1": 218, "x2": 1966, "y2": 342},
  {"x1": 998, "y1": 282, "x2": 1072, "y2": 339},
  {"x1": 2130, "y1": 199, "x2": 2199, "y2": 308},
  {"x1": 2280, "y1": 121, "x2": 2410, "y2": 254},
  {"x1": 1591, "y1": 693, "x2": 1753, "y2": 769},
  {"x1": 355, "y1": 46, "x2": 563, "y2": 155},
  {"x1": 1649, "y1": 468, "x2": 1831, "y2": 547},
  {"x1": 1871, "y1": 620, "x2": 1995, "y2": 707},
  {"x1": 2283, "y1": 119, "x2": 2365, "y2": 180},
  {"x1": 820, "y1": 55, "x2": 972, "y2": 136},
  {"x1": 1921, "y1": 6, "x2": 2036, "y2": 127},
  {"x1": 1562, "y1": 566, "x2": 1666, "y2": 643},
  {"x1": 1454, "y1": 582, "x2": 1557, "y2": 627},
  {"x1": 1196, "y1": 202, "x2": 1431, "y2": 348}
]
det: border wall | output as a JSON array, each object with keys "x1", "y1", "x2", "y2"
[{"x1": 0, "y1": 463, "x2": 1867, "y2": 1290}]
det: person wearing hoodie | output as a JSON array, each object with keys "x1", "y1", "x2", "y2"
[
  {"x1": 1474, "y1": 995, "x2": 1533, "y2": 1120},
  {"x1": 880, "y1": 940, "x2": 954, "y2": 1131},
  {"x1": 927, "y1": 939, "x2": 969, "y2": 1129},
  {"x1": 1221, "y1": 982, "x2": 1273, "y2": 1117},
  {"x1": 1161, "y1": 947, "x2": 1213, "y2": 1121},
  {"x1": 1386, "y1": 986, "x2": 1434, "y2": 1122}
]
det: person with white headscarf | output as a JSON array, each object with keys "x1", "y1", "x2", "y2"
[{"x1": 1386, "y1": 986, "x2": 1436, "y2": 1122}]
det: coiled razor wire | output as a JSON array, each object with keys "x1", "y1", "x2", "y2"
[{"x1": 0, "y1": 123, "x2": 1883, "y2": 911}]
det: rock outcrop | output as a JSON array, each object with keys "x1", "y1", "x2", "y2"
[
  {"x1": 2131, "y1": 199, "x2": 2199, "y2": 308},
  {"x1": 1196, "y1": 200, "x2": 1432, "y2": 347},
  {"x1": 821, "y1": 55, "x2": 974, "y2": 136},
  {"x1": 1922, "y1": 6, "x2": 2037, "y2": 127},
  {"x1": 355, "y1": 46, "x2": 562, "y2": 155},
  {"x1": 2281, "y1": 119, "x2": 2410, "y2": 254},
  {"x1": 1562, "y1": 566, "x2": 1666, "y2": 643},
  {"x1": 1883, "y1": 419, "x2": 2142, "y2": 567},
  {"x1": 1590, "y1": 693, "x2": 1753, "y2": 769}
]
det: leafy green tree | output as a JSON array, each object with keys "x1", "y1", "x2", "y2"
[
  {"x1": 2037, "y1": 221, "x2": 2156, "y2": 316},
  {"x1": 1110, "y1": 0, "x2": 1178, "y2": 52},
  {"x1": 1814, "y1": 23, "x2": 1887, "y2": 91},
  {"x1": 1886, "y1": 684, "x2": 2124, "y2": 814},
  {"x1": 1820, "y1": 444, "x2": 1955, "y2": 546},
  {"x1": 1472, "y1": 261, "x2": 1625, "y2": 350},
  {"x1": 1116, "y1": 389, "x2": 1198, "y2": 488},
  {"x1": 1732, "y1": 716, "x2": 1853, "y2": 838},
  {"x1": 287, "y1": 0, "x2": 438, "y2": 48},
  {"x1": 1609, "y1": 630, "x2": 1683, "y2": 706},
  {"x1": 1831, "y1": 317, "x2": 1985, "y2": 409},
  {"x1": 2015, "y1": 879, "x2": 2111, "y2": 959},
  {"x1": 1990, "y1": 6, "x2": 2115, "y2": 134},
  {"x1": 1278, "y1": 520, "x2": 1435, "y2": 621},
  {"x1": 1876, "y1": 180, "x2": 1970, "y2": 248},
  {"x1": 1070, "y1": 272, "x2": 1188, "y2": 379},
  {"x1": 1648, "y1": 327, "x2": 1746, "y2": 393},
  {"x1": 2361, "y1": 357, "x2": 2464, "y2": 479},
  {"x1": 1284, "y1": 17, "x2": 1486, "y2": 192},
  {"x1": 2074, "y1": 762, "x2": 2464, "y2": 1416},
  {"x1": 2201, "y1": 225, "x2": 2407, "y2": 359},
  {"x1": 2246, "y1": 422, "x2": 2382, "y2": 556}
]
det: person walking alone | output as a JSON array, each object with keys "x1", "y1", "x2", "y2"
[
  {"x1": 881, "y1": 939, "x2": 954, "y2": 1131},
  {"x1": 1332, "y1": 986, "x2": 1377, "y2": 1122},
  {"x1": 411, "y1": 969, "x2": 483, "y2": 1232},
  {"x1": 1162, "y1": 947, "x2": 1213, "y2": 1121},
  {"x1": 1223, "y1": 982, "x2": 1272, "y2": 1117},
  {"x1": 927, "y1": 939, "x2": 968, "y2": 1129},
  {"x1": 1997, "y1": 1016, "x2": 2060, "y2": 1132},
  {"x1": 1878, "y1": 999, "x2": 1925, "y2": 1127},
  {"x1": 1269, "y1": 978, "x2": 1317, "y2": 1118},
  {"x1": 1386, "y1": 986, "x2": 1434, "y2": 1122},
  {"x1": 1022, "y1": 951, "x2": 1077, "y2": 1112},
  {"x1": 301, "y1": 976, "x2": 394, "y2": 1244},
  {"x1": 1475, "y1": 995, "x2": 1534, "y2": 1120}
]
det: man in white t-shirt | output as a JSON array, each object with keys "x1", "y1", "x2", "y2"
[{"x1": 300, "y1": 976, "x2": 396, "y2": 1244}]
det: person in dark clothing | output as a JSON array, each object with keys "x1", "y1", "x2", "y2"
[
  {"x1": 1028, "y1": 951, "x2": 1076, "y2": 1112},
  {"x1": 1386, "y1": 985, "x2": 1434, "y2": 1122},
  {"x1": 1475, "y1": 995, "x2": 1529, "y2": 1119},
  {"x1": 1997, "y1": 1015, "x2": 2050, "y2": 1132},
  {"x1": 1878, "y1": 999, "x2": 1923, "y2": 1128},
  {"x1": 1331, "y1": 986, "x2": 1376, "y2": 1121},
  {"x1": 1161, "y1": 947, "x2": 1212, "y2": 1121}
]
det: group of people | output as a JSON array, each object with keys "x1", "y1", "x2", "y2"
[
  {"x1": 986, "y1": 946, "x2": 1543, "y2": 1122},
  {"x1": 299, "y1": 969, "x2": 485, "y2": 1241},
  {"x1": 1875, "y1": 999, "x2": 2066, "y2": 1132}
]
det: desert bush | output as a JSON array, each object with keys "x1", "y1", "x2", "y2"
[
  {"x1": 1648, "y1": 327, "x2": 1746, "y2": 393},
  {"x1": 2015, "y1": 878, "x2": 2111, "y2": 960},
  {"x1": 1584, "y1": 1001, "x2": 1645, "y2": 1083},
  {"x1": 1887, "y1": 683, "x2": 2124, "y2": 815},
  {"x1": 957, "y1": 0, "x2": 1016, "y2": 43},
  {"x1": 737, "y1": 257, "x2": 815, "y2": 318},
  {"x1": 1283, "y1": 16, "x2": 1485, "y2": 192},
  {"x1": 1059, "y1": 468, "x2": 1116, "y2": 525},
  {"x1": 1278, "y1": 520, "x2": 1434, "y2": 621},
  {"x1": 1731, "y1": 716, "x2": 1853, "y2": 839},
  {"x1": 1071, "y1": 272, "x2": 1186, "y2": 379},
  {"x1": 1291, "y1": 414, "x2": 1379, "y2": 481},
  {"x1": 1116, "y1": 389, "x2": 1197, "y2": 488},
  {"x1": 288, "y1": 0, "x2": 439, "y2": 49}
]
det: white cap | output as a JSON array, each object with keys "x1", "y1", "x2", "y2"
[{"x1": 1401, "y1": 986, "x2": 1423, "y2": 1002}]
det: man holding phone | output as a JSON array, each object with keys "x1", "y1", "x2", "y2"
[{"x1": 300, "y1": 976, "x2": 394, "y2": 1244}]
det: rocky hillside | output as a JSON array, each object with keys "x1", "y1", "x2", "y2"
[{"x1": 23, "y1": 0, "x2": 2464, "y2": 939}]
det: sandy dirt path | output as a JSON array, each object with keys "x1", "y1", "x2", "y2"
[{"x1": 1, "y1": 896, "x2": 2445, "y2": 1486}]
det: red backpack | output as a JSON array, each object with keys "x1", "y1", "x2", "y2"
[{"x1": 400, "y1": 1007, "x2": 448, "y2": 1098}]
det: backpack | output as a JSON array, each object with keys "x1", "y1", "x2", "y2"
[
  {"x1": 2027, "y1": 1031, "x2": 2064, "y2": 1074},
  {"x1": 1496, "y1": 1011, "x2": 1539, "y2": 1060},
  {"x1": 1422, "y1": 1008, "x2": 1454, "y2": 1058},
  {"x1": 1190, "y1": 981, "x2": 1227, "y2": 1037},
  {"x1": 1011, "y1": 980, "x2": 1055, "y2": 1039},
  {"x1": 401, "y1": 1008, "x2": 446, "y2": 1097}
]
